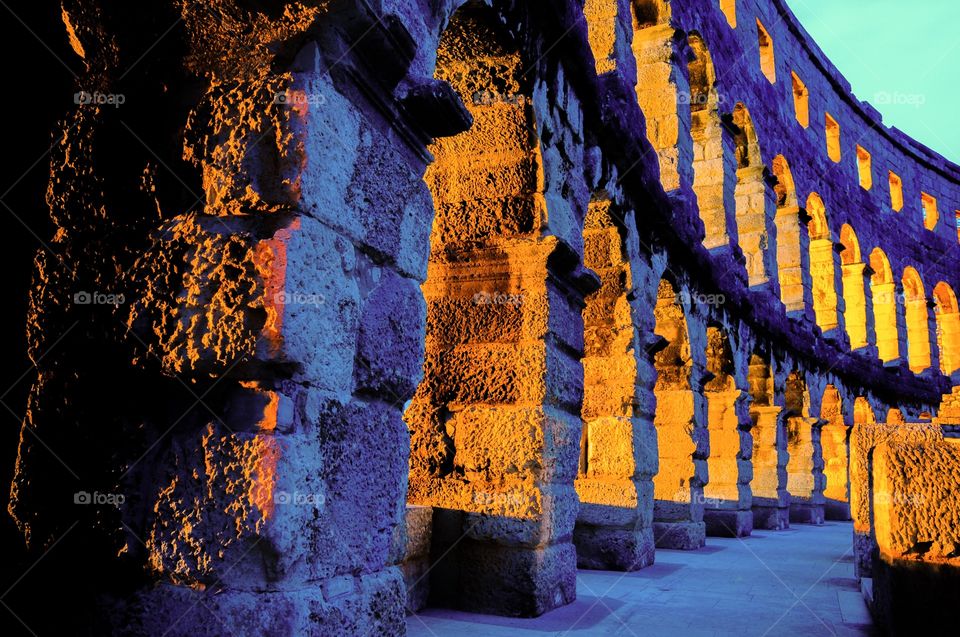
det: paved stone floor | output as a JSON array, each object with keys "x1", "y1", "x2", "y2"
[{"x1": 407, "y1": 521, "x2": 876, "y2": 636}]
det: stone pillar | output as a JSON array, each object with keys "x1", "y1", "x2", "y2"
[
  {"x1": 810, "y1": 238, "x2": 841, "y2": 335},
  {"x1": 874, "y1": 281, "x2": 902, "y2": 364},
  {"x1": 786, "y1": 416, "x2": 826, "y2": 524},
  {"x1": 632, "y1": 23, "x2": 693, "y2": 195},
  {"x1": 702, "y1": 327, "x2": 753, "y2": 537},
  {"x1": 775, "y1": 205, "x2": 807, "y2": 314},
  {"x1": 574, "y1": 199, "x2": 657, "y2": 572},
  {"x1": 9, "y1": 3, "x2": 455, "y2": 635},
  {"x1": 405, "y1": 5, "x2": 591, "y2": 616},
  {"x1": 652, "y1": 281, "x2": 708, "y2": 549},
  {"x1": 751, "y1": 406, "x2": 789, "y2": 529},
  {"x1": 842, "y1": 261, "x2": 869, "y2": 350}
]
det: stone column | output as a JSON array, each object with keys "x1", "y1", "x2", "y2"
[
  {"x1": 405, "y1": 4, "x2": 592, "y2": 616},
  {"x1": 574, "y1": 199, "x2": 657, "y2": 572},
  {"x1": 786, "y1": 416, "x2": 826, "y2": 524},
  {"x1": 842, "y1": 261, "x2": 869, "y2": 350},
  {"x1": 652, "y1": 282, "x2": 708, "y2": 550},
  {"x1": 702, "y1": 327, "x2": 753, "y2": 537},
  {"x1": 751, "y1": 406, "x2": 789, "y2": 529}
]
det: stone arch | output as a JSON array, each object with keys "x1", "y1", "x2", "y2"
[
  {"x1": 749, "y1": 349, "x2": 788, "y2": 529},
  {"x1": 632, "y1": 0, "x2": 689, "y2": 192},
  {"x1": 806, "y1": 193, "x2": 840, "y2": 333},
  {"x1": 730, "y1": 103, "x2": 773, "y2": 287},
  {"x1": 854, "y1": 396, "x2": 877, "y2": 424},
  {"x1": 784, "y1": 371, "x2": 826, "y2": 524},
  {"x1": 652, "y1": 277, "x2": 707, "y2": 549},
  {"x1": 902, "y1": 266, "x2": 932, "y2": 373},
  {"x1": 408, "y1": 3, "x2": 583, "y2": 614},
  {"x1": 703, "y1": 325, "x2": 752, "y2": 537},
  {"x1": 839, "y1": 224, "x2": 869, "y2": 349},
  {"x1": 575, "y1": 194, "x2": 656, "y2": 571},
  {"x1": 820, "y1": 384, "x2": 850, "y2": 520},
  {"x1": 933, "y1": 281, "x2": 960, "y2": 375},
  {"x1": 688, "y1": 33, "x2": 729, "y2": 251},
  {"x1": 869, "y1": 248, "x2": 899, "y2": 362},
  {"x1": 773, "y1": 155, "x2": 807, "y2": 313}
]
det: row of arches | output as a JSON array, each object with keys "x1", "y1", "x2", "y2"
[{"x1": 636, "y1": 13, "x2": 960, "y2": 377}]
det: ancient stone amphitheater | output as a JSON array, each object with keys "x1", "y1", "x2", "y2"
[{"x1": 7, "y1": 0, "x2": 960, "y2": 635}]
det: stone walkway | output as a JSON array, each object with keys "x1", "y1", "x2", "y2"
[{"x1": 407, "y1": 521, "x2": 876, "y2": 637}]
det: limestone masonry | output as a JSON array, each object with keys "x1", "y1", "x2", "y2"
[{"x1": 9, "y1": 0, "x2": 960, "y2": 635}]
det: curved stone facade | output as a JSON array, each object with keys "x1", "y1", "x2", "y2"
[{"x1": 7, "y1": 0, "x2": 960, "y2": 634}]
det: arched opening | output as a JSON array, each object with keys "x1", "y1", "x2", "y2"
[
  {"x1": 731, "y1": 103, "x2": 772, "y2": 287},
  {"x1": 856, "y1": 145, "x2": 872, "y2": 190},
  {"x1": 749, "y1": 351, "x2": 788, "y2": 530},
  {"x1": 407, "y1": 4, "x2": 581, "y2": 614},
  {"x1": 854, "y1": 397, "x2": 877, "y2": 425},
  {"x1": 807, "y1": 193, "x2": 840, "y2": 333},
  {"x1": 575, "y1": 195, "x2": 655, "y2": 571},
  {"x1": 889, "y1": 171, "x2": 904, "y2": 212},
  {"x1": 869, "y1": 248, "x2": 899, "y2": 362},
  {"x1": 902, "y1": 266, "x2": 932, "y2": 373},
  {"x1": 839, "y1": 224, "x2": 868, "y2": 349},
  {"x1": 632, "y1": 0, "x2": 687, "y2": 192},
  {"x1": 652, "y1": 278, "x2": 707, "y2": 549},
  {"x1": 784, "y1": 371, "x2": 825, "y2": 524},
  {"x1": 791, "y1": 71, "x2": 809, "y2": 128},
  {"x1": 688, "y1": 33, "x2": 729, "y2": 251},
  {"x1": 703, "y1": 326, "x2": 752, "y2": 537},
  {"x1": 772, "y1": 155, "x2": 806, "y2": 313},
  {"x1": 922, "y1": 192, "x2": 939, "y2": 231},
  {"x1": 820, "y1": 385, "x2": 850, "y2": 520},
  {"x1": 933, "y1": 281, "x2": 960, "y2": 375},
  {"x1": 825, "y1": 113, "x2": 841, "y2": 163},
  {"x1": 756, "y1": 19, "x2": 776, "y2": 83}
]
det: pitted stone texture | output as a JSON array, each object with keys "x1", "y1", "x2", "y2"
[
  {"x1": 849, "y1": 422, "x2": 942, "y2": 577},
  {"x1": 107, "y1": 569, "x2": 405, "y2": 637},
  {"x1": 869, "y1": 439, "x2": 960, "y2": 635}
]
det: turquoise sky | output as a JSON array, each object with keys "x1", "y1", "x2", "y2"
[{"x1": 786, "y1": 0, "x2": 960, "y2": 163}]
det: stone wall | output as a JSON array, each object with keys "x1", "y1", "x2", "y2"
[{"x1": 7, "y1": 0, "x2": 960, "y2": 634}]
